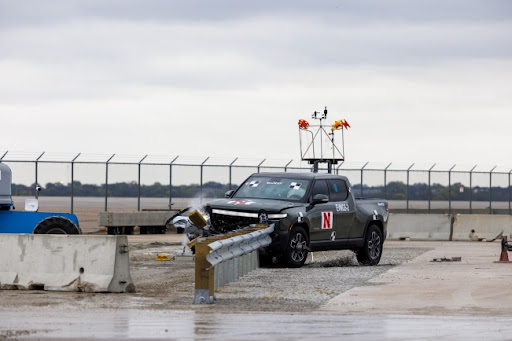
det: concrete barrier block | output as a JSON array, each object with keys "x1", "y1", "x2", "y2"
[
  {"x1": 452, "y1": 214, "x2": 512, "y2": 241},
  {"x1": 0, "y1": 234, "x2": 135, "y2": 293},
  {"x1": 387, "y1": 214, "x2": 451, "y2": 241},
  {"x1": 98, "y1": 211, "x2": 174, "y2": 227}
]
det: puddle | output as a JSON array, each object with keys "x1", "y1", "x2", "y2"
[{"x1": 1, "y1": 310, "x2": 511, "y2": 340}]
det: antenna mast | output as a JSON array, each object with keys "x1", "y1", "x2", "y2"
[{"x1": 298, "y1": 106, "x2": 350, "y2": 173}]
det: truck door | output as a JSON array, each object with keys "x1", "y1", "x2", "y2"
[
  {"x1": 328, "y1": 179, "x2": 355, "y2": 240},
  {"x1": 308, "y1": 180, "x2": 338, "y2": 242}
]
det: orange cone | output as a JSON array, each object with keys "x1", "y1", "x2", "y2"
[{"x1": 495, "y1": 236, "x2": 511, "y2": 263}]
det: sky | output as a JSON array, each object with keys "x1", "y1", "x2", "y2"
[{"x1": 1, "y1": 0, "x2": 512, "y2": 173}]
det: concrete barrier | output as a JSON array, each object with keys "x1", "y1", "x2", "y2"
[
  {"x1": 452, "y1": 214, "x2": 512, "y2": 241},
  {"x1": 387, "y1": 214, "x2": 452, "y2": 241},
  {"x1": 99, "y1": 211, "x2": 174, "y2": 227},
  {"x1": 0, "y1": 234, "x2": 135, "y2": 293}
]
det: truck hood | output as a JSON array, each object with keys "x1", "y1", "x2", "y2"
[{"x1": 207, "y1": 198, "x2": 295, "y2": 214}]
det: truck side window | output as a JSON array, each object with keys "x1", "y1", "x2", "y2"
[
  {"x1": 328, "y1": 179, "x2": 349, "y2": 201},
  {"x1": 310, "y1": 180, "x2": 329, "y2": 200}
]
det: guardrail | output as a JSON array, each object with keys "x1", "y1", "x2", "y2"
[{"x1": 193, "y1": 224, "x2": 274, "y2": 304}]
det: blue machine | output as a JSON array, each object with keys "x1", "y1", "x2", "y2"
[{"x1": 0, "y1": 162, "x2": 81, "y2": 234}]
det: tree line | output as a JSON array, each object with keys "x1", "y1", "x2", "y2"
[
  {"x1": 10, "y1": 180, "x2": 512, "y2": 201},
  {"x1": 12, "y1": 181, "x2": 235, "y2": 199}
]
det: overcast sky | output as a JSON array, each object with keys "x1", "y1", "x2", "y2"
[{"x1": 1, "y1": 0, "x2": 512, "y2": 171}]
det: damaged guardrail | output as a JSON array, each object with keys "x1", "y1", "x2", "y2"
[{"x1": 194, "y1": 224, "x2": 274, "y2": 304}]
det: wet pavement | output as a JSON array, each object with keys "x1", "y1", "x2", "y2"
[
  {"x1": 2, "y1": 310, "x2": 512, "y2": 340},
  {"x1": 2, "y1": 239, "x2": 512, "y2": 340}
]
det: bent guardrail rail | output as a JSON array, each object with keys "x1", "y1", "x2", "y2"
[{"x1": 194, "y1": 224, "x2": 274, "y2": 304}]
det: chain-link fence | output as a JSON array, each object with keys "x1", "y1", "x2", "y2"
[{"x1": 1, "y1": 151, "x2": 511, "y2": 215}]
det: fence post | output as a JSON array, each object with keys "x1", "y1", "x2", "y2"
[
  {"x1": 469, "y1": 165, "x2": 477, "y2": 214},
  {"x1": 35, "y1": 152, "x2": 45, "y2": 198},
  {"x1": 284, "y1": 159, "x2": 293, "y2": 173},
  {"x1": 104, "y1": 154, "x2": 115, "y2": 212},
  {"x1": 229, "y1": 157, "x2": 238, "y2": 190},
  {"x1": 360, "y1": 162, "x2": 369, "y2": 198},
  {"x1": 335, "y1": 161, "x2": 344, "y2": 175},
  {"x1": 509, "y1": 169, "x2": 512, "y2": 215},
  {"x1": 428, "y1": 163, "x2": 436, "y2": 214},
  {"x1": 70, "y1": 153, "x2": 81, "y2": 214},
  {"x1": 200, "y1": 157, "x2": 210, "y2": 203},
  {"x1": 384, "y1": 162, "x2": 392, "y2": 200},
  {"x1": 490, "y1": 166, "x2": 497, "y2": 214},
  {"x1": 448, "y1": 164, "x2": 456, "y2": 215},
  {"x1": 257, "y1": 159, "x2": 266, "y2": 173},
  {"x1": 137, "y1": 155, "x2": 148, "y2": 211},
  {"x1": 169, "y1": 156, "x2": 179, "y2": 210},
  {"x1": 406, "y1": 163, "x2": 414, "y2": 213}
]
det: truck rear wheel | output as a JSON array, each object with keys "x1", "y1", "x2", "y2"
[
  {"x1": 33, "y1": 216, "x2": 82, "y2": 235},
  {"x1": 280, "y1": 226, "x2": 309, "y2": 268},
  {"x1": 355, "y1": 224, "x2": 382, "y2": 265}
]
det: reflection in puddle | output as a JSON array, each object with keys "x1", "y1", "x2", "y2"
[{"x1": 1, "y1": 310, "x2": 511, "y2": 340}]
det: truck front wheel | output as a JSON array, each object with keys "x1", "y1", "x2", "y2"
[
  {"x1": 355, "y1": 224, "x2": 382, "y2": 265},
  {"x1": 33, "y1": 217, "x2": 82, "y2": 235},
  {"x1": 280, "y1": 226, "x2": 309, "y2": 268}
]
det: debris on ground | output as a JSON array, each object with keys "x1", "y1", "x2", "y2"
[{"x1": 431, "y1": 257, "x2": 462, "y2": 262}]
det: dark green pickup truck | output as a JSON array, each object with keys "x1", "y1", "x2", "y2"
[{"x1": 206, "y1": 172, "x2": 389, "y2": 268}]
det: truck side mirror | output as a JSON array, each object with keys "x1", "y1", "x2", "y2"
[
  {"x1": 312, "y1": 194, "x2": 329, "y2": 205},
  {"x1": 225, "y1": 190, "x2": 235, "y2": 198}
]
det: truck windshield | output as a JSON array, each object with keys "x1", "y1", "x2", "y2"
[{"x1": 233, "y1": 176, "x2": 310, "y2": 201}]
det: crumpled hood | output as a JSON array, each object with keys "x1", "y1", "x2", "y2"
[{"x1": 207, "y1": 198, "x2": 295, "y2": 213}]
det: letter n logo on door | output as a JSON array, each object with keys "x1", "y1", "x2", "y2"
[{"x1": 321, "y1": 211, "x2": 333, "y2": 229}]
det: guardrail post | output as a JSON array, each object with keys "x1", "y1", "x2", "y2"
[{"x1": 194, "y1": 238, "x2": 214, "y2": 304}]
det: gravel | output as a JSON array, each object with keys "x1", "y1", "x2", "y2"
[
  {"x1": 127, "y1": 241, "x2": 431, "y2": 312},
  {"x1": 213, "y1": 245, "x2": 430, "y2": 312}
]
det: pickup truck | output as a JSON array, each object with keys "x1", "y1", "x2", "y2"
[{"x1": 206, "y1": 172, "x2": 389, "y2": 268}]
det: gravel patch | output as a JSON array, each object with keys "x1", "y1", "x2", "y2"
[{"x1": 212, "y1": 243, "x2": 431, "y2": 312}]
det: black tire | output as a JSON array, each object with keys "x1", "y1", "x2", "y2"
[
  {"x1": 356, "y1": 224, "x2": 383, "y2": 265},
  {"x1": 280, "y1": 226, "x2": 309, "y2": 268},
  {"x1": 33, "y1": 216, "x2": 82, "y2": 235},
  {"x1": 176, "y1": 227, "x2": 184, "y2": 234}
]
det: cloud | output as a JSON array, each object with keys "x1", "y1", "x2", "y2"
[{"x1": 0, "y1": 0, "x2": 511, "y2": 168}]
